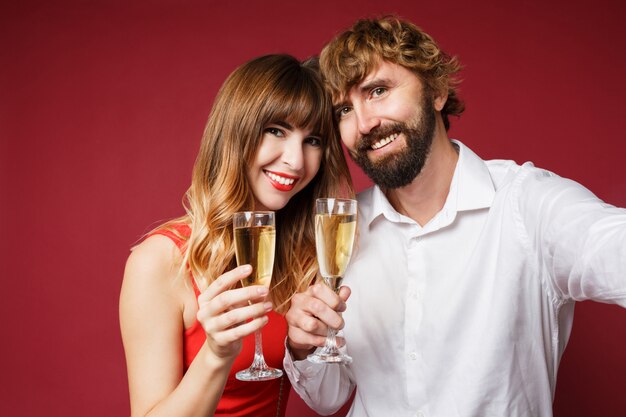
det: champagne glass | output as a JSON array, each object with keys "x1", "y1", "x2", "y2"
[
  {"x1": 307, "y1": 198, "x2": 357, "y2": 364},
  {"x1": 233, "y1": 211, "x2": 283, "y2": 381}
]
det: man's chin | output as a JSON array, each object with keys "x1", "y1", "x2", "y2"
[
  {"x1": 353, "y1": 152, "x2": 425, "y2": 189},
  {"x1": 367, "y1": 152, "x2": 401, "y2": 170}
]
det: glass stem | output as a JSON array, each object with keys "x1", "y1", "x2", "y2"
[
  {"x1": 321, "y1": 275, "x2": 341, "y2": 354},
  {"x1": 323, "y1": 327, "x2": 339, "y2": 352},
  {"x1": 250, "y1": 330, "x2": 269, "y2": 371}
]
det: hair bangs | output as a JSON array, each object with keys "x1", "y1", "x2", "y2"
[{"x1": 264, "y1": 71, "x2": 332, "y2": 139}]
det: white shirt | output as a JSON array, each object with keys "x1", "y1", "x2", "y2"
[{"x1": 284, "y1": 141, "x2": 626, "y2": 417}]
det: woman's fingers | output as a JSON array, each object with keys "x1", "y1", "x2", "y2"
[
  {"x1": 199, "y1": 265, "x2": 253, "y2": 302},
  {"x1": 197, "y1": 265, "x2": 270, "y2": 315},
  {"x1": 211, "y1": 316, "x2": 269, "y2": 346},
  {"x1": 194, "y1": 266, "x2": 275, "y2": 359},
  {"x1": 206, "y1": 300, "x2": 273, "y2": 333},
  {"x1": 205, "y1": 285, "x2": 268, "y2": 315}
]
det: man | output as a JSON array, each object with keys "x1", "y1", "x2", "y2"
[{"x1": 282, "y1": 16, "x2": 626, "y2": 417}]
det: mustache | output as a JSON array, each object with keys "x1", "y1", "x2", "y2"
[{"x1": 357, "y1": 123, "x2": 405, "y2": 152}]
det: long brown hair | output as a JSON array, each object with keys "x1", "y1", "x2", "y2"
[{"x1": 160, "y1": 54, "x2": 352, "y2": 313}]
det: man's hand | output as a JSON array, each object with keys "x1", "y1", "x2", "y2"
[{"x1": 285, "y1": 282, "x2": 351, "y2": 360}]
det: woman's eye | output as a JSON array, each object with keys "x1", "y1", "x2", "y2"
[
  {"x1": 306, "y1": 137, "x2": 322, "y2": 147},
  {"x1": 265, "y1": 127, "x2": 284, "y2": 137}
]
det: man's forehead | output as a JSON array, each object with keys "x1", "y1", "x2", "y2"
[
  {"x1": 358, "y1": 61, "x2": 388, "y2": 84},
  {"x1": 333, "y1": 61, "x2": 421, "y2": 105},
  {"x1": 333, "y1": 92, "x2": 349, "y2": 107},
  {"x1": 332, "y1": 61, "x2": 399, "y2": 105},
  {"x1": 331, "y1": 59, "x2": 386, "y2": 106}
]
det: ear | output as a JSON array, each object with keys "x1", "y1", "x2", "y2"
[{"x1": 434, "y1": 91, "x2": 448, "y2": 112}]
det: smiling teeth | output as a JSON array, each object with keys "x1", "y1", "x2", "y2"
[
  {"x1": 266, "y1": 172, "x2": 295, "y2": 185},
  {"x1": 371, "y1": 133, "x2": 399, "y2": 150}
]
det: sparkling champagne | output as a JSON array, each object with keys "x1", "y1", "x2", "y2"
[
  {"x1": 315, "y1": 213, "x2": 356, "y2": 291},
  {"x1": 234, "y1": 225, "x2": 276, "y2": 287}
]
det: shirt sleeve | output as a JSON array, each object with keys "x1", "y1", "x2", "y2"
[
  {"x1": 283, "y1": 341, "x2": 355, "y2": 415},
  {"x1": 515, "y1": 165, "x2": 626, "y2": 307}
]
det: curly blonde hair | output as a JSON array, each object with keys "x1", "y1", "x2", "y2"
[
  {"x1": 160, "y1": 54, "x2": 353, "y2": 313},
  {"x1": 320, "y1": 15, "x2": 465, "y2": 130}
]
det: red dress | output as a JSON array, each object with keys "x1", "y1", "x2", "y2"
[{"x1": 153, "y1": 224, "x2": 291, "y2": 417}]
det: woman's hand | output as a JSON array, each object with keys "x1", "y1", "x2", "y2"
[{"x1": 196, "y1": 265, "x2": 272, "y2": 361}]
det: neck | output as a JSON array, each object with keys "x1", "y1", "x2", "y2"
[{"x1": 384, "y1": 123, "x2": 458, "y2": 226}]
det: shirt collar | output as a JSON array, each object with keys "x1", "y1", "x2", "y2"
[
  {"x1": 361, "y1": 140, "x2": 495, "y2": 228},
  {"x1": 451, "y1": 139, "x2": 495, "y2": 212}
]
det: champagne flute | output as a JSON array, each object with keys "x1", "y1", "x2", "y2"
[
  {"x1": 307, "y1": 198, "x2": 357, "y2": 364},
  {"x1": 233, "y1": 211, "x2": 283, "y2": 381}
]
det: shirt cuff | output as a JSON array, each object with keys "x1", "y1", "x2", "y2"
[{"x1": 283, "y1": 338, "x2": 326, "y2": 383}]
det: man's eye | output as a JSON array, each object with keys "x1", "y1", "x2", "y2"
[
  {"x1": 337, "y1": 106, "x2": 352, "y2": 117},
  {"x1": 372, "y1": 87, "x2": 386, "y2": 97}
]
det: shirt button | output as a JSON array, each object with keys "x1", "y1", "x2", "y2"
[
  {"x1": 408, "y1": 352, "x2": 417, "y2": 360},
  {"x1": 416, "y1": 411, "x2": 425, "y2": 417}
]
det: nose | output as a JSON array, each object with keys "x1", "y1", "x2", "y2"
[
  {"x1": 280, "y1": 138, "x2": 304, "y2": 171},
  {"x1": 355, "y1": 104, "x2": 380, "y2": 136}
]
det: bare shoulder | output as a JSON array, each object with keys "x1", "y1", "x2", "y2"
[
  {"x1": 120, "y1": 235, "x2": 194, "y2": 413},
  {"x1": 120, "y1": 234, "x2": 187, "y2": 319},
  {"x1": 126, "y1": 234, "x2": 182, "y2": 277}
]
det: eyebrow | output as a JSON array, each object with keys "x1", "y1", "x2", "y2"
[
  {"x1": 272, "y1": 120, "x2": 294, "y2": 130},
  {"x1": 271, "y1": 120, "x2": 321, "y2": 138},
  {"x1": 358, "y1": 77, "x2": 391, "y2": 94},
  {"x1": 333, "y1": 77, "x2": 393, "y2": 109},
  {"x1": 333, "y1": 100, "x2": 349, "y2": 111}
]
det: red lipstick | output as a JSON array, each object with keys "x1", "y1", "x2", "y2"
[{"x1": 264, "y1": 170, "x2": 299, "y2": 192}]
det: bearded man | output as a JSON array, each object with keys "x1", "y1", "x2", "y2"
[{"x1": 283, "y1": 16, "x2": 626, "y2": 417}]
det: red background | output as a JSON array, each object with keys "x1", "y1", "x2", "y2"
[{"x1": 1, "y1": 1, "x2": 625, "y2": 416}]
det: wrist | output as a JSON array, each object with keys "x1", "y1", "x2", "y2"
[
  {"x1": 287, "y1": 338, "x2": 316, "y2": 361},
  {"x1": 199, "y1": 343, "x2": 238, "y2": 371}
]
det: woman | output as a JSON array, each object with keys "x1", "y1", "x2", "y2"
[{"x1": 119, "y1": 54, "x2": 352, "y2": 417}]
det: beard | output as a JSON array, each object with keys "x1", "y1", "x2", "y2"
[{"x1": 348, "y1": 94, "x2": 436, "y2": 189}]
